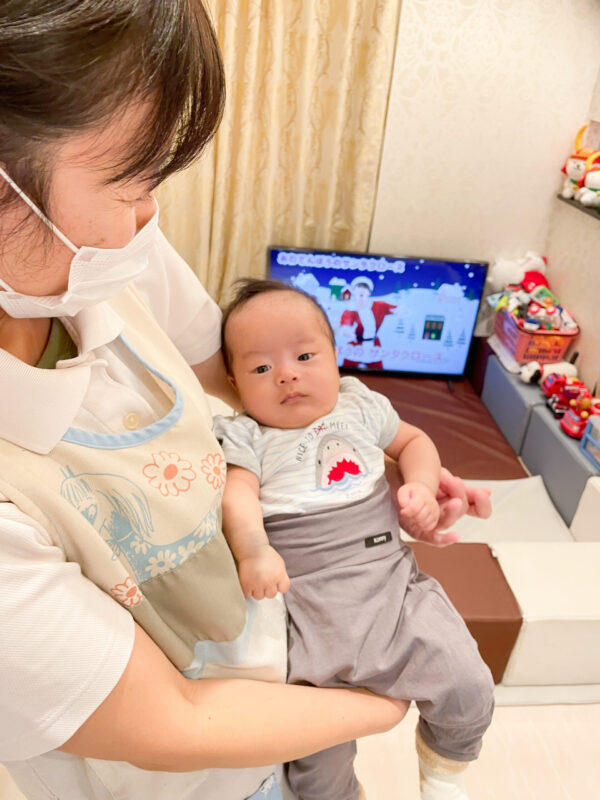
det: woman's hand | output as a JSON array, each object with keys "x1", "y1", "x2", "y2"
[
  {"x1": 386, "y1": 461, "x2": 492, "y2": 546},
  {"x1": 437, "y1": 467, "x2": 492, "y2": 526},
  {"x1": 409, "y1": 468, "x2": 491, "y2": 546}
]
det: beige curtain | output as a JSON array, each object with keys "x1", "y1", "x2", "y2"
[{"x1": 156, "y1": 0, "x2": 401, "y2": 304}]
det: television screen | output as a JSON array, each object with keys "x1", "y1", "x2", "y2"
[{"x1": 267, "y1": 246, "x2": 488, "y2": 378}]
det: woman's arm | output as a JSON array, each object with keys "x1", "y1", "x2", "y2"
[
  {"x1": 60, "y1": 623, "x2": 408, "y2": 771},
  {"x1": 192, "y1": 351, "x2": 243, "y2": 411}
]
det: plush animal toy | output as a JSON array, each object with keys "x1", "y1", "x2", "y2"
[
  {"x1": 575, "y1": 152, "x2": 600, "y2": 208},
  {"x1": 487, "y1": 252, "x2": 547, "y2": 294},
  {"x1": 519, "y1": 356, "x2": 579, "y2": 385},
  {"x1": 561, "y1": 124, "x2": 599, "y2": 199}
]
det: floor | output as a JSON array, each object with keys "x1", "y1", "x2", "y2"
[
  {"x1": 354, "y1": 705, "x2": 600, "y2": 800},
  {"x1": 2, "y1": 704, "x2": 599, "y2": 799}
]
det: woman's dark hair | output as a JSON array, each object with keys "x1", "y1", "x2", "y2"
[
  {"x1": 221, "y1": 278, "x2": 336, "y2": 373},
  {"x1": 0, "y1": 0, "x2": 224, "y2": 214}
]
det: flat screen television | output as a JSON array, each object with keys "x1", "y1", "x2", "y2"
[{"x1": 267, "y1": 246, "x2": 488, "y2": 378}]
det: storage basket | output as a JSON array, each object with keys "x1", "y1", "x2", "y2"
[{"x1": 493, "y1": 309, "x2": 579, "y2": 364}]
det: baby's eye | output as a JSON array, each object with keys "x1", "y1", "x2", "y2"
[
  {"x1": 253, "y1": 364, "x2": 271, "y2": 374},
  {"x1": 298, "y1": 353, "x2": 313, "y2": 361}
]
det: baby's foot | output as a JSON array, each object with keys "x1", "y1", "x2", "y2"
[{"x1": 419, "y1": 762, "x2": 470, "y2": 800}]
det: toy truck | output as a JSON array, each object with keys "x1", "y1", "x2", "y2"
[{"x1": 541, "y1": 374, "x2": 587, "y2": 418}]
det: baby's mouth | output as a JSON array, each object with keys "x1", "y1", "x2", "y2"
[{"x1": 282, "y1": 392, "x2": 305, "y2": 404}]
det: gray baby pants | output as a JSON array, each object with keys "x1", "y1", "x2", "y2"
[{"x1": 265, "y1": 477, "x2": 495, "y2": 800}]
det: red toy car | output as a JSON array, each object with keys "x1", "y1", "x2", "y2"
[
  {"x1": 560, "y1": 397, "x2": 600, "y2": 438},
  {"x1": 542, "y1": 374, "x2": 587, "y2": 418}
]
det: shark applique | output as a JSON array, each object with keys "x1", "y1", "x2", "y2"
[{"x1": 315, "y1": 434, "x2": 367, "y2": 488}]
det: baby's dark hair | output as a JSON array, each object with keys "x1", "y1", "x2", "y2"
[{"x1": 221, "y1": 277, "x2": 336, "y2": 374}]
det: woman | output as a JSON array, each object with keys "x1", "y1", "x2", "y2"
[{"x1": 0, "y1": 3, "x2": 490, "y2": 799}]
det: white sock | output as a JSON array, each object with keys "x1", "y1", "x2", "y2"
[
  {"x1": 416, "y1": 726, "x2": 471, "y2": 800},
  {"x1": 418, "y1": 760, "x2": 470, "y2": 800}
]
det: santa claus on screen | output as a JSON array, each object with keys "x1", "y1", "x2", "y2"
[{"x1": 339, "y1": 276, "x2": 397, "y2": 370}]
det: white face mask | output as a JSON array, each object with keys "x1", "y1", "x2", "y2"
[{"x1": 0, "y1": 166, "x2": 158, "y2": 318}]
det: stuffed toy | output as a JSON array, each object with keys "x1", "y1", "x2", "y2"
[
  {"x1": 561, "y1": 124, "x2": 599, "y2": 199},
  {"x1": 487, "y1": 252, "x2": 547, "y2": 293},
  {"x1": 575, "y1": 152, "x2": 600, "y2": 208},
  {"x1": 519, "y1": 357, "x2": 579, "y2": 385}
]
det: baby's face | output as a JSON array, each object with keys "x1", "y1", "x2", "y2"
[{"x1": 226, "y1": 292, "x2": 340, "y2": 428}]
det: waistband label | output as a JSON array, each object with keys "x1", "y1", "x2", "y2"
[{"x1": 364, "y1": 531, "x2": 392, "y2": 548}]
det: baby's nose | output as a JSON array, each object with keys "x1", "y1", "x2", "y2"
[{"x1": 277, "y1": 366, "x2": 298, "y2": 384}]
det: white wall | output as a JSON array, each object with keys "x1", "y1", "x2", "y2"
[
  {"x1": 369, "y1": 0, "x2": 600, "y2": 264},
  {"x1": 545, "y1": 199, "x2": 600, "y2": 390}
]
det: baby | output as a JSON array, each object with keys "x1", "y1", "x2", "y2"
[{"x1": 214, "y1": 279, "x2": 494, "y2": 800}]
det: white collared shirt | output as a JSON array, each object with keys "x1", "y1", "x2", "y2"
[{"x1": 0, "y1": 229, "x2": 221, "y2": 454}]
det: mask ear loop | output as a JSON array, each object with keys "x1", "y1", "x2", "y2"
[{"x1": 0, "y1": 166, "x2": 79, "y2": 254}]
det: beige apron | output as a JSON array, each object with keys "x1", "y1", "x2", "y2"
[{"x1": 0, "y1": 286, "x2": 247, "y2": 671}]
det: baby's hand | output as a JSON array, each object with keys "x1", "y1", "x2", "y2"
[
  {"x1": 237, "y1": 544, "x2": 291, "y2": 600},
  {"x1": 396, "y1": 481, "x2": 440, "y2": 539}
]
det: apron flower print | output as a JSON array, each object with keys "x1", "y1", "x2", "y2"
[
  {"x1": 110, "y1": 576, "x2": 144, "y2": 607},
  {"x1": 201, "y1": 452, "x2": 226, "y2": 489},
  {"x1": 143, "y1": 450, "x2": 197, "y2": 496}
]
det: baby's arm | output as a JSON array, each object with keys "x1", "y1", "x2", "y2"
[
  {"x1": 221, "y1": 465, "x2": 291, "y2": 599},
  {"x1": 384, "y1": 421, "x2": 442, "y2": 537}
]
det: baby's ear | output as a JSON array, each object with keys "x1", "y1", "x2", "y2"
[{"x1": 227, "y1": 373, "x2": 238, "y2": 391}]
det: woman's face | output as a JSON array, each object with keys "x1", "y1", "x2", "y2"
[{"x1": 0, "y1": 102, "x2": 157, "y2": 297}]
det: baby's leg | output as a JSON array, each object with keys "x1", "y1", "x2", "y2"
[
  {"x1": 386, "y1": 570, "x2": 495, "y2": 798},
  {"x1": 286, "y1": 740, "x2": 360, "y2": 800},
  {"x1": 402, "y1": 574, "x2": 495, "y2": 763}
]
